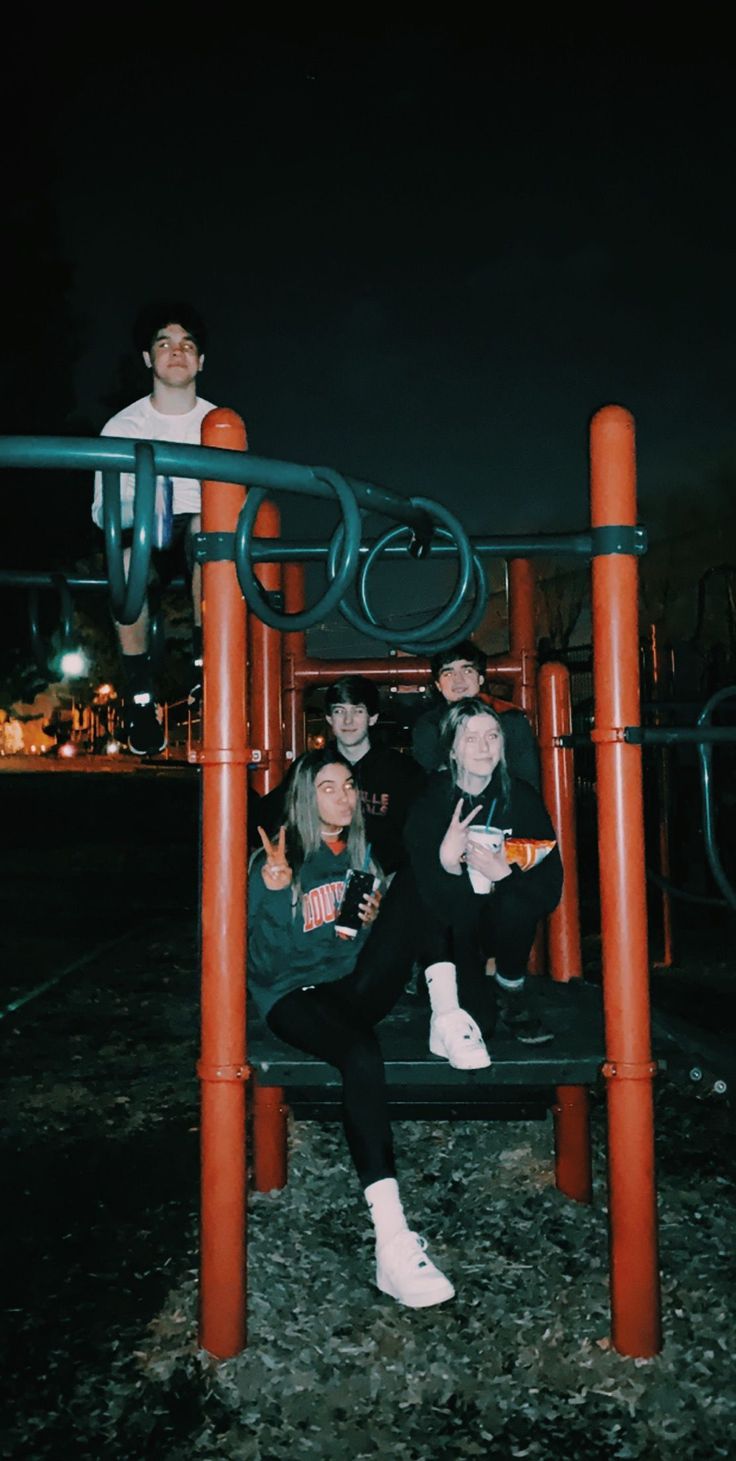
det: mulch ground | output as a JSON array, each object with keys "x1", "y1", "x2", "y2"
[
  {"x1": 1, "y1": 775, "x2": 735, "y2": 1459},
  {"x1": 3, "y1": 914, "x2": 734, "y2": 1461}
]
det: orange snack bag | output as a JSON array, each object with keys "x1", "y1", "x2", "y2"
[{"x1": 504, "y1": 837, "x2": 556, "y2": 871}]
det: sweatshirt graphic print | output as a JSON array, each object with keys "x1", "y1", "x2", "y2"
[{"x1": 248, "y1": 840, "x2": 370, "y2": 1017}]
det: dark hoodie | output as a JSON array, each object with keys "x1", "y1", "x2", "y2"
[{"x1": 404, "y1": 766, "x2": 563, "y2": 927}]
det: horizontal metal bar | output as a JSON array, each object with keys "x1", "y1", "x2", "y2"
[
  {"x1": 624, "y1": 726, "x2": 736, "y2": 745},
  {"x1": 559, "y1": 727, "x2": 736, "y2": 748},
  {"x1": 0, "y1": 436, "x2": 434, "y2": 538},
  {"x1": 0, "y1": 439, "x2": 595, "y2": 558},
  {"x1": 0, "y1": 531, "x2": 595, "y2": 595}
]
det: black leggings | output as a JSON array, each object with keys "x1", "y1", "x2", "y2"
[
  {"x1": 266, "y1": 864, "x2": 421, "y2": 1189},
  {"x1": 421, "y1": 889, "x2": 540, "y2": 1037}
]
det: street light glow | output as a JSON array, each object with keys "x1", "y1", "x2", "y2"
[{"x1": 59, "y1": 650, "x2": 89, "y2": 678}]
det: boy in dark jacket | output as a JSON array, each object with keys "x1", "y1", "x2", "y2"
[{"x1": 411, "y1": 639, "x2": 540, "y2": 790}]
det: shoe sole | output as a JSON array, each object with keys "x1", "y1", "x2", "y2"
[
  {"x1": 511, "y1": 1030, "x2": 554, "y2": 1045},
  {"x1": 429, "y1": 1035, "x2": 492, "y2": 1069},
  {"x1": 127, "y1": 737, "x2": 168, "y2": 756},
  {"x1": 376, "y1": 1276, "x2": 455, "y2": 1308}
]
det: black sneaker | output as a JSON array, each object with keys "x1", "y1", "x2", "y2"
[
  {"x1": 497, "y1": 986, "x2": 553, "y2": 1044},
  {"x1": 127, "y1": 695, "x2": 167, "y2": 756}
]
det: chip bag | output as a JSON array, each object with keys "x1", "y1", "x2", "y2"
[{"x1": 504, "y1": 837, "x2": 556, "y2": 871}]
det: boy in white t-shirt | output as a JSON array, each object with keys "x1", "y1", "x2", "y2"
[{"x1": 92, "y1": 302, "x2": 216, "y2": 754}]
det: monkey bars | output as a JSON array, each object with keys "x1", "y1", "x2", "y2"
[{"x1": 0, "y1": 404, "x2": 662, "y2": 1359}]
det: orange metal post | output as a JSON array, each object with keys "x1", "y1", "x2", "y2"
[
  {"x1": 196, "y1": 408, "x2": 249, "y2": 1359},
  {"x1": 282, "y1": 564, "x2": 307, "y2": 764},
  {"x1": 508, "y1": 557, "x2": 538, "y2": 723},
  {"x1": 590, "y1": 404, "x2": 661, "y2": 1357},
  {"x1": 538, "y1": 662, "x2": 582, "y2": 981},
  {"x1": 538, "y1": 662, "x2": 589, "y2": 1201},
  {"x1": 252, "y1": 1084, "x2": 289, "y2": 1191},
  {"x1": 552, "y1": 1086, "x2": 592, "y2": 1203},
  {"x1": 509, "y1": 557, "x2": 543, "y2": 971},
  {"x1": 249, "y1": 500, "x2": 284, "y2": 794}
]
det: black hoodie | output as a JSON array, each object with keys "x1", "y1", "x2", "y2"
[{"x1": 404, "y1": 766, "x2": 563, "y2": 926}]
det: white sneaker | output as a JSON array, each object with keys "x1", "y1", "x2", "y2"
[
  {"x1": 376, "y1": 1229, "x2": 455, "y2": 1308},
  {"x1": 429, "y1": 1008, "x2": 492, "y2": 1070}
]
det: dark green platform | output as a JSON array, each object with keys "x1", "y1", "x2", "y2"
[{"x1": 246, "y1": 979, "x2": 632, "y2": 1118}]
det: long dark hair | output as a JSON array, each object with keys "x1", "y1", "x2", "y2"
[
  {"x1": 284, "y1": 748, "x2": 373, "y2": 893},
  {"x1": 439, "y1": 697, "x2": 511, "y2": 807}
]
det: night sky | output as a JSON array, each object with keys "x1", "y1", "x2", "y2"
[{"x1": 3, "y1": 24, "x2": 736, "y2": 642}]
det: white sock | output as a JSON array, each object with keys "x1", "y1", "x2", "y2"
[
  {"x1": 425, "y1": 962, "x2": 459, "y2": 1015},
  {"x1": 496, "y1": 973, "x2": 525, "y2": 991},
  {"x1": 365, "y1": 1177, "x2": 409, "y2": 1248}
]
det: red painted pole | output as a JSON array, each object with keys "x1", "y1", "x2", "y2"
[
  {"x1": 590, "y1": 404, "x2": 661, "y2": 1357},
  {"x1": 538, "y1": 662, "x2": 589, "y2": 1201},
  {"x1": 196, "y1": 408, "x2": 249, "y2": 1359},
  {"x1": 248, "y1": 500, "x2": 284, "y2": 794},
  {"x1": 552, "y1": 1086, "x2": 592, "y2": 1203},
  {"x1": 291, "y1": 654, "x2": 524, "y2": 690},
  {"x1": 508, "y1": 556, "x2": 543, "y2": 972},
  {"x1": 508, "y1": 558, "x2": 538, "y2": 724},
  {"x1": 252, "y1": 1084, "x2": 289, "y2": 1192},
  {"x1": 538, "y1": 662, "x2": 582, "y2": 982},
  {"x1": 282, "y1": 564, "x2": 307, "y2": 765}
]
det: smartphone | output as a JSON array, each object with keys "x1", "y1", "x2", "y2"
[{"x1": 335, "y1": 870, "x2": 379, "y2": 939}]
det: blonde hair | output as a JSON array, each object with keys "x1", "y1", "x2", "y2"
[{"x1": 440, "y1": 697, "x2": 511, "y2": 807}]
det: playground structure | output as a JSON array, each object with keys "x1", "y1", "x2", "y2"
[{"x1": 4, "y1": 403, "x2": 732, "y2": 1367}]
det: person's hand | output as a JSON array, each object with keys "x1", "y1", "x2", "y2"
[
  {"x1": 464, "y1": 836, "x2": 511, "y2": 884},
  {"x1": 440, "y1": 800, "x2": 482, "y2": 874},
  {"x1": 257, "y1": 826, "x2": 293, "y2": 889},
  {"x1": 358, "y1": 888, "x2": 382, "y2": 926}
]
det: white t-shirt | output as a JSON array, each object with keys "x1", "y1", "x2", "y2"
[{"x1": 91, "y1": 394, "x2": 217, "y2": 529}]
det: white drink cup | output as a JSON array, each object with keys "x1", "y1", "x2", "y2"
[{"x1": 465, "y1": 826, "x2": 505, "y2": 895}]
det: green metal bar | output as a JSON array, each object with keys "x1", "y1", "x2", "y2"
[
  {"x1": 0, "y1": 436, "x2": 435, "y2": 541},
  {"x1": 0, "y1": 528, "x2": 598, "y2": 591},
  {"x1": 697, "y1": 687, "x2": 736, "y2": 912},
  {"x1": 624, "y1": 727, "x2": 736, "y2": 745}
]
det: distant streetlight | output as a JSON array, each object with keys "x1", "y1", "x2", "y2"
[{"x1": 60, "y1": 649, "x2": 89, "y2": 679}]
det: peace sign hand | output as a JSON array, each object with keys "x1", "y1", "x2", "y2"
[
  {"x1": 440, "y1": 799, "x2": 482, "y2": 875},
  {"x1": 257, "y1": 825, "x2": 293, "y2": 890}
]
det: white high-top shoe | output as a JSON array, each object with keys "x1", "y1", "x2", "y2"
[
  {"x1": 376, "y1": 1229, "x2": 455, "y2": 1308},
  {"x1": 429, "y1": 1008, "x2": 492, "y2": 1069}
]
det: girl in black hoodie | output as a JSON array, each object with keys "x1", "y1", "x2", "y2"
[{"x1": 405, "y1": 698, "x2": 563, "y2": 1064}]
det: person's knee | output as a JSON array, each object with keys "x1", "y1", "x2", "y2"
[{"x1": 342, "y1": 1035, "x2": 384, "y2": 1087}]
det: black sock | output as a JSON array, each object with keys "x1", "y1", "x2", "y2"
[{"x1": 121, "y1": 653, "x2": 153, "y2": 700}]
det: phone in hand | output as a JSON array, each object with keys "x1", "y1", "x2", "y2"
[{"x1": 335, "y1": 870, "x2": 379, "y2": 939}]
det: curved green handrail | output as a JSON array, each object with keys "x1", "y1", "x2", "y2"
[
  {"x1": 28, "y1": 573, "x2": 75, "y2": 677},
  {"x1": 0, "y1": 434, "x2": 486, "y2": 644},
  {"x1": 697, "y1": 686, "x2": 736, "y2": 912}
]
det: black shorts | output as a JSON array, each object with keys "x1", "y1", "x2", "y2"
[{"x1": 100, "y1": 514, "x2": 197, "y2": 585}]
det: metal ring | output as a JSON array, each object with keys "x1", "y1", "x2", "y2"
[
  {"x1": 103, "y1": 441, "x2": 156, "y2": 623},
  {"x1": 327, "y1": 496, "x2": 487, "y2": 649},
  {"x1": 234, "y1": 468, "x2": 362, "y2": 631},
  {"x1": 28, "y1": 573, "x2": 75, "y2": 676}
]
